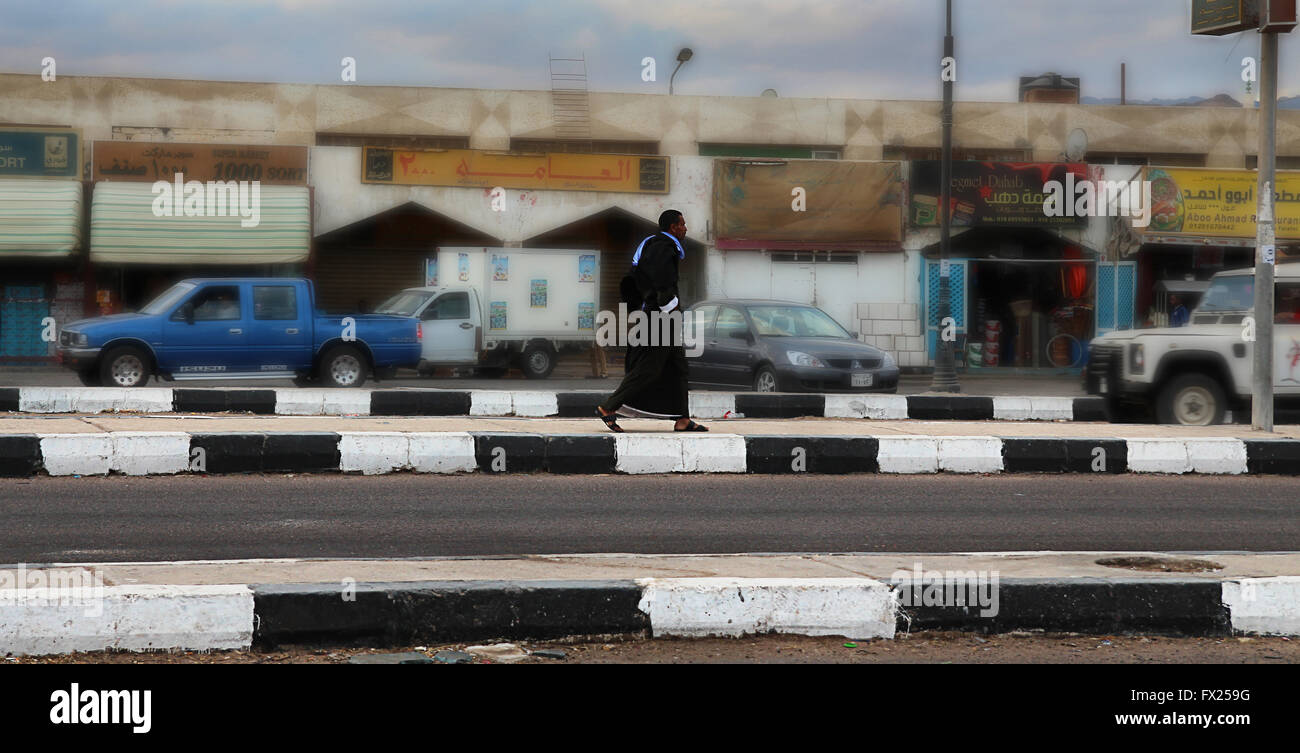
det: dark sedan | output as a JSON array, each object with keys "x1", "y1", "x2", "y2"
[{"x1": 685, "y1": 299, "x2": 899, "y2": 393}]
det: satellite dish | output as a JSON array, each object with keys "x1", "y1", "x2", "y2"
[
  {"x1": 1065, "y1": 128, "x2": 1088, "y2": 162},
  {"x1": 761, "y1": 88, "x2": 779, "y2": 97}
]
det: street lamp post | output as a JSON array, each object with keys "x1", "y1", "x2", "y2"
[
  {"x1": 669, "y1": 48, "x2": 693, "y2": 95},
  {"x1": 1252, "y1": 28, "x2": 1279, "y2": 431},
  {"x1": 931, "y1": 0, "x2": 960, "y2": 392}
]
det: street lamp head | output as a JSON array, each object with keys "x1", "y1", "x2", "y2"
[{"x1": 677, "y1": 48, "x2": 693, "y2": 62}]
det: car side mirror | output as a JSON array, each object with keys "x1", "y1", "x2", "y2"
[
  {"x1": 181, "y1": 302, "x2": 195, "y2": 324},
  {"x1": 850, "y1": 331, "x2": 859, "y2": 340}
]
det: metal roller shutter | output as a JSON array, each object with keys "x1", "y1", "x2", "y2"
[{"x1": 313, "y1": 247, "x2": 427, "y2": 313}]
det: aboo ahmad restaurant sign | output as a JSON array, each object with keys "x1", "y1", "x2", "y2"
[
  {"x1": 1140, "y1": 167, "x2": 1300, "y2": 239},
  {"x1": 910, "y1": 161, "x2": 1088, "y2": 228},
  {"x1": 93, "y1": 141, "x2": 309, "y2": 185},
  {"x1": 361, "y1": 147, "x2": 669, "y2": 194}
]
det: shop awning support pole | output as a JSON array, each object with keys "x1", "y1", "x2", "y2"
[
  {"x1": 931, "y1": 0, "x2": 960, "y2": 392},
  {"x1": 1252, "y1": 29, "x2": 1278, "y2": 432}
]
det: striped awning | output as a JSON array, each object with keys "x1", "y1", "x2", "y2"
[
  {"x1": 0, "y1": 179, "x2": 83, "y2": 258},
  {"x1": 91, "y1": 181, "x2": 309, "y2": 264}
]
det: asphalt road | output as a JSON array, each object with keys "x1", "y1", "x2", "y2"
[{"x1": 1, "y1": 475, "x2": 1295, "y2": 562}]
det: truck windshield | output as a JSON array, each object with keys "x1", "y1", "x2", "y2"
[
  {"x1": 375, "y1": 290, "x2": 433, "y2": 317},
  {"x1": 139, "y1": 283, "x2": 196, "y2": 315},
  {"x1": 1197, "y1": 275, "x2": 1255, "y2": 312}
]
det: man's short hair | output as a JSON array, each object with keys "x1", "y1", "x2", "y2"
[{"x1": 658, "y1": 209, "x2": 683, "y2": 231}]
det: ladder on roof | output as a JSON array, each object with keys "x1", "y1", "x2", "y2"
[{"x1": 548, "y1": 54, "x2": 592, "y2": 148}]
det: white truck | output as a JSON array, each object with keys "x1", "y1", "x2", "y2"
[
  {"x1": 375, "y1": 247, "x2": 601, "y2": 379},
  {"x1": 1086, "y1": 262, "x2": 1300, "y2": 424}
]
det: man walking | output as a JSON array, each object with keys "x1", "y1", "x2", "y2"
[{"x1": 596, "y1": 209, "x2": 707, "y2": 433}]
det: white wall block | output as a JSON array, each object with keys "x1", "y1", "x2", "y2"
[
  {"x1": 407, "y1": 432, "x2": 478, "y2": 473},
  {"x1": 876, "y1": 436, "x2": 939, "y2": 473},
  {"x1": 900, "y1": 319, "x2": 922, "y2": 337},
  {"x1": 470, "y1": 390, "x2": 514, "y2": 416},
  {"x1": 856, "y1": 303, "x2": 873, "y2": 320},
  {"x1": 615, "y1": 434, "x2": 685, "y2": 474},
  {"x1": 938, "y1": 436, "x2": 1003, "y2": 473},
  {"x1": 321, "y1": 389, "x2": 371, "y2": 416},
  {"x1": 1125, "y1": 438, "x2": 1190, "y2": 474},
  {"x1": 689, "y1": 392, "x2": 735, "y2": 419},
  {"x1": 38, "y1": 434, "x2": 112, "y2": 476},
  {"x1": 1028, "y1": 397, "x2": 1075, "y2": 421},
  {"x1": 824, "y1": 394, "x2": 909, "y2": 420},
  {"x1": 875, "y1": 335, "x2": 894, "y2": 351},
  {"x1": 339, "y1": 431, "x2": 409, "y2": 474},
  {"x1": 111, "y1": 432, "x2": 190, "y2": 475},
  {"x1": 875, "y1": 319, "x2": 903, "y2": 335},
  {"x1": 1185, "y1": 438, "x2": 1248, "y2": 475},
  {"x1": 859, "y1": 320, "x2": 875, "y2": 336},
  {"x1": 868, "y1": 302, "x2": 899, "y2": 320},
  {"x1": 899, "y1": 303, "x2": 919, "y2": 321},
  {"x1": 19, "y1": 387, "x2": 75, "y2": 413},
  {"x1": 1223, "y1": 577, "x2": 1300, "y2": 636},
  {"x1": 637, "y1": 578, "x2": 896, "y2": 640},
  {"x1": 511, "y1": 391, "x2": 559, "y2": 417},
  {"x1": 275, "y1": 389, "x2": 326, "y2": 415},
  {"x1": 993, "y1": 397, "x2": 1032, "y2": 421},
  {"x1": 681, "y1": 435, "x2": 746, "y2": 473},
  {"x1": 900, "y1": 336, "x2": 924, "y2": 352},
  {"x1": 0, "y1": 584, "x2": 254, "y2": 655}
]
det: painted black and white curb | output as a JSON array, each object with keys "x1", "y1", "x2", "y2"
[
  {"x1": 3, "y1": 431, "x2": 1299, "y2": 477},
  {"x1": 2, "y1": 576, "x2": 1297, "y2": 655},
  {"x1": 0, "y1": 386, "x2": 1107, "y2": 422}
]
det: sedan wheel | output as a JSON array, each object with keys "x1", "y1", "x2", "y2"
[{"x1": 754, "y1": 367, "x2": 778, "y2": 393}]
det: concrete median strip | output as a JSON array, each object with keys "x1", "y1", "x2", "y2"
[
  {"x1": 3, "y1": 567, "x2": 1298, "y2": 655},
  {"x1": 0, "y1": 431, "x2": 1294, "y2": 477},
  {"x1": 3, "y1": 386, "x2": 1109, "y2": 421}
]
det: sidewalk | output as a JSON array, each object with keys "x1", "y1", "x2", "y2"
[{"x1": 3, "y1": 553, "x2": 1297, "y2": 654}]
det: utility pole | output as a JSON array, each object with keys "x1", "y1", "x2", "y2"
[
  {"x1": 931, "y1": 0, "x2": 960, "y2": 392},
  {"x1": 1252, "y1": 28, "x2": 1278, "y2": 430}
]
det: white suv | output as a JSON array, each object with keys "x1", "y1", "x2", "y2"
[{"x1": 1086, "y1": 262, "x2": 1300, "y2": 425}]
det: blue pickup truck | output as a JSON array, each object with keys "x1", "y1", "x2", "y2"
[{"x1": 58, "y1": 278, "x2": 422, "y2": 388}]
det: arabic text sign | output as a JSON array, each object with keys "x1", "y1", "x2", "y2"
[
  {"x1": 1142, "y1": 167, "x2": 1300, "y2": 239},
  {"x1": 1191, "y1": 0, "x2": 1257, "y2": 35},
  {"x1": 0, "y1": 129, "x2": 81, "y2": 178},
  {"x1": 910, "y1": 161, "x2": 1088, "y2": 228},
  {"x1": 93, "y1": 142, "x2": 309, "y2": 185},
  {"x1": 361, "y1": 147, "x2": 670, "y2": 194}
]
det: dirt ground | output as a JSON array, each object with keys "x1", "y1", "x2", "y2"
[{"x1": 7, "y1": 631, "x2": 1298, "y2": 664}]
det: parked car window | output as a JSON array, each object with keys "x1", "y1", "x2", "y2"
[
  {"x1": 714, "y1": 306, "x2": 748, "y2": 337},
  {"x1": 1277, "y1": 284, "x2": 1300, "y2": 324},
  {"x1": 375, "y1": 290, "x2": 434, "y2": 317},
  {"x1": 178, "y1": 286, "x2": 241, "y2": 321},
  {"x1": 424, "y1": 292, "x2": 470, "y2": 320},
  {"x1": 749, "y1": 305, "x2": 850, "y2": 338},
  {"x1": 1198, "y1": 275, "x2": 1254, "y2": 312},
  {"x1": 689, "y1": 304, "x2": 718, "y2": 336},
  {"x1": 142, "y1": 283, "x2": 195, "y2": 315},
  {"x1": 254, "y1": 286, "x2": 298, "y2": 320}
]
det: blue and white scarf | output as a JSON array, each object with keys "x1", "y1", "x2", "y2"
[{"x1": 631, "y1": 232, "x2": 684, "y2": 266}]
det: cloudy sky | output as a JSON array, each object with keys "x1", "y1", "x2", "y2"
[{"x1": 1, "y1": 0, "x2": 1295, "y2": 102}]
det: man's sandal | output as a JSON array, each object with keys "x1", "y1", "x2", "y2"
[
  {"x1": 674, "y1": 419, "x2": 709, "y2": 432},
  {"x1": 596, "y1": 407, "x2": 625, "y2": 433}
]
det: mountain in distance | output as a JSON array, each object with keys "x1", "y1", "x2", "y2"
[{"x1": 1082, "y1": 94, "x2": 1300, "y2": 109}]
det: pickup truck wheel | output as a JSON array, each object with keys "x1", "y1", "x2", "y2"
[
  {"x1": 521, "y1": 345, "x2": 555, "y2": 379},
  {"x1": 1157, "y1": 374, "x2": 1226, "y2": 426},
  {"x1": 77, "y1": 368, "x2": 102, "y2": 387},
  {"x1": 99, "y1": 346, "x2": 150, "y2": 388},
  {"x1": 320, "y1": 346, "x2": 366, "y2": 388}
]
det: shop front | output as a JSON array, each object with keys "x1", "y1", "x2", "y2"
[
  {"x1": 910, "y1": 161, "x2": 1094, "y2": 370},
  {"x1": 89, "y1": 141, "x2": 311, "y2": 310},
  {"x1": 0, "y1": 128, "x2": 89, "y2": 365}
]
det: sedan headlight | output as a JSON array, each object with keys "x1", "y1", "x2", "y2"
[
  {"x1": 881, "y1": 351, "x2": 896, "y2": 368},
  {"x1": 786, "y1": 351, "x2": 826, "y2": 368}
]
